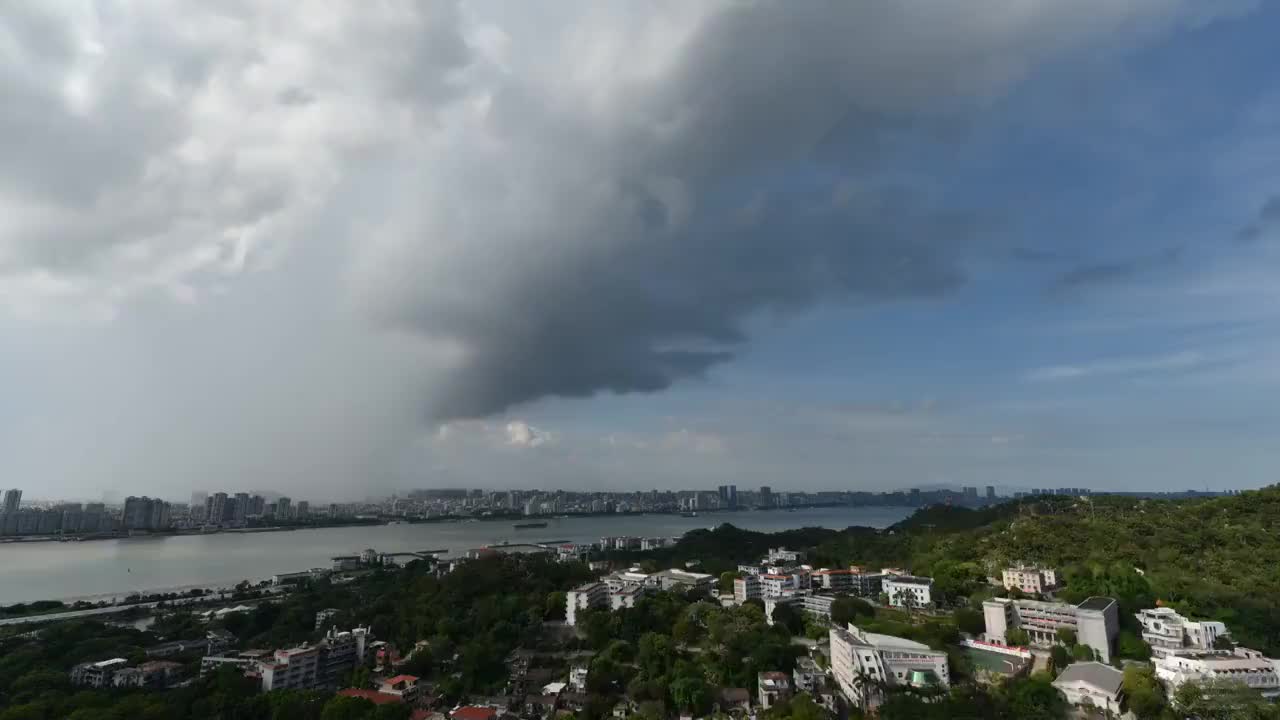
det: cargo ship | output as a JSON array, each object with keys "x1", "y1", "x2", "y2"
[{"x1": 513, "y1": 522, "x2": 549, "y2": 529}]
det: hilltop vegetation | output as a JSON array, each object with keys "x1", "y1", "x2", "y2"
[{"x1": 648, "y1": 488, "x2": 1280, "y2": 654}]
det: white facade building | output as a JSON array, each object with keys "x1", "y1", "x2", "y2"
[
  {"x1": 1137, "y1": 607, "x2": 1230, "y2": 657},
  {"x1": 884, "y1": 576, "x2": 933, "y2": 609},
  {"x1": 983, "y1": 596, "x2": 1119, "y2": 663},
  {"x1": 1154, "y1": 647, "x2": 1280, "y2": 698},
  {"x1": 1002, "y1": 566, "x2": 1057, "y2": 594},
  {"x1": 1052, "y1": 662, "x2": 1125, "y2": 715},
  {"x1": 259, "y1": 646, "x2": 320, "y2": 692},
  {"x1": 734, "y1": 574, "x2": 761, "y2": 604},
  {"x1": 829, "y1": 625, "x2": 949, "y2": 712},
  {"x1": 566, "y1": 582, "x2": 608, "y2": 626}
]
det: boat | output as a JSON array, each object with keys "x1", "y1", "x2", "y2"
[
  {"x1": 513, "y1": 522, "x2": 548, "y2": 529},
  {"x1": 680, "y1": 511, "x2": 698, "y2": 518}
]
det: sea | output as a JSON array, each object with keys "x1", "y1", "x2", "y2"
[{"x1": 0, "y1": 506, "x2": 913, "y2": 605}]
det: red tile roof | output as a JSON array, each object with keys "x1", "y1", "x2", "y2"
[
  {"x1": 337, "y1": 689, "x2": 404, "y2": 706},
  {"x1": 384, "y1": 674, "x2": 420, "y2": 686},
  {"x1": 452, "y1": 706, "x2": 498, "y2": 720}
]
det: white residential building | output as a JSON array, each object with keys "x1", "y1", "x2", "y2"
[
  {"x1": 1154, "y1": 647, "x2": 1280, "y2": 698},
  {"x1": 829, "y1": 625, "x2": 949, "y2": 712},
  {"x1": 734, "y1": 574, "x2": 761, "y2": 604},
  {"x1": 767, "y1": 548, "x2": 805, "y2": 564},
  {"x1": 70, "y1": 658, "x2": 128, "y2": 688},
  {"x1": 884, "y1": 576, "x2": 933, "y2": 609},
  {"x1": 983, "y1": 596, "x2": 1119, "y2": 663},
  {"x1": 652, "y1": 568, "x2": 715, "y2": 594},
  {"x1": 259, "y1": 646, "x2": 320, "y2": 692},
  {"x1": 1002, "y1": 566, "x2": 1057, "y2": 594},
  {"x1": 1052, "y1": 662, "x2": 1125, "y2": 715},
  {"x1": 566, "y1": 582, "x2": 608, "y2": 626},
  {"x1": 1137, "y1": 607, "x2": 1230, "y2": 656}
]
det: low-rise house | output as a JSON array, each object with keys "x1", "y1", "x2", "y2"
[
  {"x1": 1154, "y1": 647, "x2": 1280, "y2": 698},
  {"x1": 379, "y1": 674, "x2": 422, "y2": 704},
  {"x1": 1137, "y1": 607, "x2": 1230, "y2": 656},
  {"x1": 758, "y1": 671, "x2": 792, "y2": 710},
  {"x1": 792, "y1": 656, "x2": 824, "y2": 693},
  {"x1": 146, "y1": 637, "x2": 210, "y2": 658},
  {"x1": 451, "y1": 706, "x2": 500, "y2": 720},
  {"x1": 569, "y1": 665, "x2": 589, "y2": 693},
  {"x1": 717, "y1": 688, "x2": 751, "y2": 714},
  {"x1": 337, "y1": 688, "x2": 406, "y2": 706},
  {"x1": 883, "y1": 576, "x2": 934, "y2": 609},
  {"x1": 1052, "y1": 662, "x2": 1124, "y2": 715}
]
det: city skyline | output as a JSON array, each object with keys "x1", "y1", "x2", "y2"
[{"x1": 6, "y1": 4, "x2": 1280, "y2": 497}]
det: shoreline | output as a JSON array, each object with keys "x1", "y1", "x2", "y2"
[{"x1": 0, "y1": 502, "x2": 912, "y2": 545}]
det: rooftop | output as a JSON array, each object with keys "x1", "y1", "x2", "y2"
[
  {"x1": 93, "y1": 658, "x2": 128, "y2": 669},
  {"x1": 886, "y1": 575, "x2": 932, "y2": 586},
  {"x1": 1053, "y1": 662, "x2": 1124, "y2": 695},
  {"x1": 338, "y1": 689, "x2": 405, "y2": 706},
  {"x1": 452, "y1": 706, "x2": 499, "y2": 720},
  {"x1": 1077, "y1": 597, "x2": 1117, "y2": 612}
]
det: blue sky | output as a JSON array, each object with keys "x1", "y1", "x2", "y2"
[{"x1": 3, "y1": 2, "x2": 1280, "y2": 499}]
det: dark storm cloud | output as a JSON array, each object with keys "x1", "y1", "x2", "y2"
[{"x1": 367, "y1": 0, "x2": 1198, "y2": 420}]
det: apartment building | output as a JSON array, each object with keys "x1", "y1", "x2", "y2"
[
  {"x1": 259, "y1": 646, "x2": 321, "y2": 691},
  {"x1": 1154, "y1": 647, "x2": 1280, "y2": 698},
  {"x1": 1002, "y1": 566, "x2": 1058, "y2": 594},
  {"x1": 883, "y1": 576, "x2": 934, "y2": 609},
  {"x1": 734, "y1": 574, "x2": 761, "y2": 604},
  {"x1": 766, "y1": 548, "x2": 806, "y2": 564},
  {"x1": 829, "y1": 625, "x2": 949, "y2": 712},
  {"x1": 566, "y1": 582, "x2": 608, "y2": 626},
  {"x1": 983, "y1": 597, "x2": 1119, "y2": 662},
  {"x1": 1137, "y1": 607, "x2": 1230, "y2": 656},
  {"x1": 70, "y1": 659, "x2": 128, "y2": 688},
  {"x1": 378, "y1": 675, "x2": 422, "y2": 704}
]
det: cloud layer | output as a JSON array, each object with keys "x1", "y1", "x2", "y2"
[{"x1": 1, "y1": 1, "x2": 1272, "y2": 497}]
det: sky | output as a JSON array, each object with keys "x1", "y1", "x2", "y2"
[{"x1": 3, "y1": 1, "x2": 1280, "y2": 501}]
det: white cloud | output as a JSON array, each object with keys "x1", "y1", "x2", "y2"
[
  {"x1": 1025, "y1": 351, "x2": 1204, "y2": 382},
  {"x1": 505, "y1": 420, "x2": 554, "y2": 448}
]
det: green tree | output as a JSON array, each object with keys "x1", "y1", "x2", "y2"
[
  {"x1": 1049, "y1": 645, "x2": 1070, "y2": 672},
  {"x1": 954, "y1": 608, "x2": 985, "y2": 636},
  {"x1": 1005, "y1": 628, "x2": 1030, "y2": 646},
  {"x1": 321, "y1": 695, "x2": 376, "y2": 720},
  {"x1": 545, "y1": 591, "x2": 567, "y2": 620},
  {"x1": 770, "y1": 602, "x2": 805, "y2": 636},
  {"x1": 1071, "y1": 643, "x2": 1096, "y2": 661},
  {"x1": 1055, "y1": 628, "x2": 1076, "y2": 646},
  {"x1": 719, "y1": 571, "x2": 740, "y2": 594},
  {"x1": 830, "y1": 596, "x2": 874, "y2": 627},
  {"x1": 1122, "y1": 665, "x2": 1167, "y2": 720}
]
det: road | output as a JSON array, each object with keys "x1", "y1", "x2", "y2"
[{"x1": 0, "y1": 589, "x2": 286, "y2": 627}]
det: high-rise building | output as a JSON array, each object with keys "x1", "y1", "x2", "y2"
[
  {"x1": 2, "y1": 489, "x2": 22, "y2": 514},
  {"x1": 276, "y1": 497, "x2": 292, "y2": 519},
  {"x1": 190, "y1": 492, "x2": 207, "y2": 522},
  {"x1": 296, "y1": 501, "x2": 309, "y2": 518},
  {"x1": 985, "y1": 486, "x2": 996, "y2": 502},
  {"x1": 233, "y1": 493, "x2": 250, "y2": 526},
  {"x1": 208, "y1": 493, "x2": 228, "y2": 526},
  {"x1": 759, "y1": 486, "x2": 773, "y2": 508},
  {"x1": 718, "y1": 485, "x2": 738, "y2": 509},
  {"x1": 250, "y1": 495, "x2": 266, "y2": 516}
]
